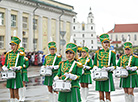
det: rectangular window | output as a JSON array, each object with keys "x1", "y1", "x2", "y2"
[
  {"x1": 22, "y1": 38, "x2": 27, "y2": 49},
  {"x1": 33, "y1": 38, "x2": 37, "y2": 50},
  {"x1": 33, "y1": 19, "x2": 37, "y2": 30},
  {"x1": 91, "y1": 40, "x2": 93, "y2": 44},
  {"x1": 0, "y1": 36, "x2": 4, "y2": 49},
  {"x1": 0, "y1": 12, "x2": 4, "y2": 25},
  {"x1": 11, "y1": 15, "x2": 16, "y2": 27},
  {"x1": 23, "y1": 17, "x2": 28, "y2": 29}
]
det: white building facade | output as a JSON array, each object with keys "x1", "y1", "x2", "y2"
[
  {"x1": 72, "y1": 8, "x2": 98, "y2": 50},
  {"x1": 0, "y1": 0, "x2": 76, "y2": 55},
  {"x1": 108, "y1": 24, "x2": 138, "y2": 47}
]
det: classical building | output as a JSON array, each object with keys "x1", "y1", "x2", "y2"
[
  {"x1": 108, "y1": 24, "x2": 138, "y2": 47},
  {"x1": 72, "y1": 8, "x2": 98, "y2": 50},
  {"x1": 0, "y1": 0, "x2": 76, "y2": 54}
]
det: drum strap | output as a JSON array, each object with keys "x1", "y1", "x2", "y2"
[
  {"x1": 69, "y1": 61, "x2": 76, "y2": 73},
  {"x1": 108, "y1": 50, "x2": 111, "y2": 66},
  {"x1": 84, "y1": 57, "x2": 89, "y2": 65},
  {"x1": 128, "y1": 55, "x2": 132, "y2": 66},
  {"x1": 15, "y1": 52, "x2": 20, "y2": 67},
  {"x1": 52, "y1": 55, "x2": 57, "y2": 66}
]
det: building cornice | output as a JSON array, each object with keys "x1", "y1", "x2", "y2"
[{"x1": 14, "y1": 0, "x2": 76, "y2": 17}]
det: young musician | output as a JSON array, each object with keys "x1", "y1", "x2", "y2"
[
  {"x1": 54, "y1": 43, "x2": 83, "y2": 102},
  {"x1": 117, "y1": 42, "x2": 138, "y2": 102},
  {"x1": 18, "y1": 47, "x2": 29, "y2": 101},
  {"x1": 78, "y1": 46, "x2": 93, "y2": 101},
  {"x1": 93, "y1": 34, "x2": 116, "y2": 102},
  {"x1": 2, "y1": 36, "x2": 24, "y2": 102},
  {"x1": 42, "y1": 41, "x2": 61, "y2": 102}
]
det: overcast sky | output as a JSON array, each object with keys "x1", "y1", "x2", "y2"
[{"x1": 58, "y1": 0, "x2": 138, "y2": 35}]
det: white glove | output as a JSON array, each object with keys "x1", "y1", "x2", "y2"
[
  {"x1": 54, "y1": 76, "x2": 59, "y2": 81},
  {"x1": 116, "y1": 66, "x2": 123, "y2": 70},
  {"x1": 64, "y1": 73, "x2": 70, "y2": 78},
  {"x1": 130, "y1": 66, "x2": 137, "y2": 71},
  {"x1": 69, "y1": 73, "x2": 78, "y2": 80},
  {"x1": 23, "y1": 64, "x2": 26, "y2": 68},
  {"x1": 83, "y1": 65, "x2": 91, "y2": 70},
  {"x1": 41, "y1": 66, "x2": 45, "y2": 69},
  {"x1": 93, "y1": 66, "x2": 99, "y2": 71},
  {"x1": 9, "y1": 67, "x2": 15, "y2": 70},
  {"x1": 53, "y1": 65, "x2": 59, "y2": 70},
  {"x1": 126, "y1": 66, "x2": 131, "y2": 70},
  {"x1": 46, "y1": 65, "x2": 52, "y2": 69},
  {"x1": 107, "y1": 66, "x2": 115, "y2": 71},
  {"x1": 2, "y1": 65, "x2": 8, "y2": 71},
  {"x1": 102, "y1": 66, "x2": 109, "y2": 71},
  {"x1": 15, "y1": 66, "x2": 22, "y2": 70}
]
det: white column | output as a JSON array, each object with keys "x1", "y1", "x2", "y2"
[
  {"x1": 47, "y1": 17, "x2": 51, "y2": 53},
  {"x1": 47, "y1": 17, "x2": 51, "y2": 42},
  {"x1": 5, "y1": 8, "x2": 11, "y2": 51},
  {"x1": 28, "y1": 13, "x2": 33, "y2": 51},
  {"x1": 18, "y1": 11, "x2": 23, "y2": 47},
  {"x1": 56, "y1": 19, "x2": 59, "y2": 54},
  {"x1": 38, "y1": 15, "x2": 43, "y2": 50}
]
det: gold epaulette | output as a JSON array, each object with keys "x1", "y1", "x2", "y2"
[
  {"x1": 111, "y1": 50, "x2": 116, "y2": 54},
  {"x1": 134, "y1": 55, "x2": 138, "y2": 58},
  {"x1": 76, "y1": 62, "x2": 83, "y2": 68},
  {"x1": 24, "y1": 57, "x2": 29, "y2": 61},
  {"x1": 95, "y1": 50, "x2": 99, "y2": 54},
  {"x1": 20, "y1": 52, "x2": 25, "y2": 56},
  {"x1": 45, "y1": 54, "x2": 49, "y2": 58},
  {"x1": 59, "y1": 61, "x2": 64, "y2": 65},
  {"x1": 57, "y1": 55, "x2": 62, "y2": 58},
  {"x1": 5, "y1": 50, "x2": 12, "y2": 56},
  {"x1": 87, "y1": 58, "x2": 90, "y2": 62}
]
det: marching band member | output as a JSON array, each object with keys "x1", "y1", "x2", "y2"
[
  {"x1": 78, "y1": 46, "x2": 93, "y2": 101},
  {"x1": 42, "y1": 41, "x2": 61, "y2": 102},
  {"x1": 54, "y1": 43, "x2": 83, "y2": 102},
  {"x1": 117, "y1": 42, "x2": 138, "y2": 102},
  {"x1": 93, "y1": 34, "x2": 116, "y2": 102},
  {"x1": 18, "y1": 47, "x2": 29, "y2": 101},
  {"x1": 2, "y1": 37, "x2": 24, "y2": 102}
]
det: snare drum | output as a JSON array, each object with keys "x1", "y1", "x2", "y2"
[
  {"x1": 52, "y1": 80, "x2": 71, "y2": 92},
  {"x1": 93, "y1": 70, "x2": 108, "y2": 81},
  {"x1": 1, "y1": 70, "x2": 16, "y2": 79},
  {"x1": 40, "y1": 66, "x2": 46, "y2": 76},
  {"x1": 45, "y1": 67, "x2": 52, "y2": 76},
  {"x1": 114, "y1": 68, "x2": 128, "y2": 78}
]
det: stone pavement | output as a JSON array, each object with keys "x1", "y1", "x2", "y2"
[{"x1": 0, "y1": 66, "x2": 138, "y2": 102}]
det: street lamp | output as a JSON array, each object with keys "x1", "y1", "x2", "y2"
[{"x1": 33, "y1": 3, "x2": 39, "y2": 51}]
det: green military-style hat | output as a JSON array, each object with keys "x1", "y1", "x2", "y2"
[
  {"x1": 66, "y1": 43, "x2": 77, "y2": 54},
  {"x1": 82, "y1": 46, "x2": 89, "y2": 53},
  {"x1": 48, "y1": 41, "x2": 56, "y2": 49},
  {"x1": 100, "y1": 33, "x2": 110, "y2": 43},
  {"x1": 124, "y1": 42, "x2": 132, "y2": 49},
  {"x1": 18, "y1": 47, "x2": 25, "y2": 52},
  {"x1": 10, "y1": 36, "x2": 21, "y2": 45}
]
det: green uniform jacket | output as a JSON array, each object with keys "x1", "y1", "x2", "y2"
[
  {"x1": 4, "y1": 50, "x2": 24, "y2": 89},
  {"x1": 117, "y1": 54, "x2": 138, "y2": 88},
  {"x1": 79, "y1": 57, "x2": 93, "y2": 84},
  {"x1": 21, "y1": 57, "x2": 29, "y2": 82},
  {"x1": 43, "y1": 53, "x2": 62, "y2": 86},
  {"x1": 94, "y1": 49, "x2": 116, "y2": 92}
]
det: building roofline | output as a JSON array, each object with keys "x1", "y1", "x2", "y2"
[{"x1": 29, "y1": 0, "x2": 75, "y2": 12}]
